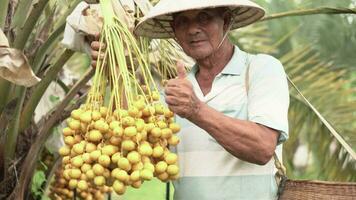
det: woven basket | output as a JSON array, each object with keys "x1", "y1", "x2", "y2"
[{"x1": 278, "y1": 179, "x2": 356, "y2": 200}]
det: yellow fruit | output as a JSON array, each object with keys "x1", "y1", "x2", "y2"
[
  {"x1": 101, "y1": 145, "x2": 118, "y2": 156},
  {"x1": 131, "y1": 180, "x2": 142, "y2": 188},
  {"x1": 122, "y1": 116, "x2": 135, "y2": 126},
  {"x1": 112, "y1": 180, "x2": 126, "y2": 195},
  {"x1": 82, "y1": 153, "x2": 92, "y2": 164},
  {"x1": 98, "y1": 155, "x2": 111, "y2": 167},
  {"x1": 161, "y1": 128, "x2": 173, "y2": 139},
  {"x1": 77, "y1": 180, "x2": 88, "y2": 190},
  {"x1": 124, "y1": 126, "x2": 137, "y2": 137},
  {"x1": 157, "y1": 121, "x2": 167, "y2": 129},
  {"x1": 165, "y1": 153, "x2": 178, "y2": 165},
  {"x1": 73, "y1": 143, "x2": 85, "y2": 154},
  {"x1": 116, "y1": 170, "x2": 129, "y2": 182},
  {"x1": 62, "y1": 127, "x2": 73, "y2": 136},
  {"x1": 130, "y1": 170, "x2": 140, "y2": 182},
  {"x1": 122, "y1": 140, "x2": 136, "y2": 151},
  {"x1": 142, "y1": 106, "x2": 155, "y2": 117},
  {"x1": 68, "y1": 120, "x2": 81, "y2": 130},
  {"x1": 94, "y1": 176, "x2": 106, "y2": 186},
  {"x1": 111, "y1": 152, "x2": 121, "y2": 163},
  {"x1": 64, "y1": 136, "x2": 75, "y2": 146},
  {"x1": 151, "y1": 91, "x2": 160, "y2": 101},
  {"x1": 128, "y1": 107, "x2": 139, "y2": 117},
  {"x1": 163, "y1": 108, "x2": 174, "y2": 118},
  {"x1": 81, "y1": 163, "x2": 91, "y2": 173},
  {"x1": 117, "y1": 157, "x2": 131, "y2": 171},
  {"x1": 135, "y1": 120, "x2": 145, "y2": 132},
  {"x1": 167, "y1": 164, "x2": 179, "y2": 175},
  {"x1": 155, "y1": 161, "x2": 168, "y2": 174},
  {"x1": 73, "y1": 135, "x2": 83, "y2": 143},
  {"x1": 63, "y1": 169, "x2": 71, "y2": 180},
  {"x1": 143, "y1": 162, "x2": 155, "y2": 172},
  {"x1": 152, "y1": 146, "x2": 164, "y2": 158},
  {"x1": 85, "y1": 143, "x2": 96, "y2": 153},
  {"x1": 68, "y1": 179, "x2": 78, "y2": 189},
  {"x1": 113, "y1": 127, "x2": 123, "y2": 137},
  {"x1": 169, "y1": 123, "x2": 181, "y2": 133},
  {"x1": 80, "y1": 111, "x2": 92, "y2": 123},
  {"x1": 109, "y1": 121, "x2": 120, "y2": 130},
  {"x1": 157, "y1": 172, "x2": 169, "y2": 182},
  {"x1": 92, "y1": 164, "x2": 105, "y2": 175},
  {"x1": 99, "y1": 106, "x2": 108, "y2": 117},
  {"x1": 71, "y1": 156, "x2": 84, "y2": 168},
  {"x1": 132, "y1": 162, "x2": 144, "y2": 171},
  {"x1": 143, "y1": 122, "x2": 153, "y2": 131},
  {"x1": 170, "y1": 173, "x2": 180, "y2": 180},
  {"x1": 69, "y1": 169, "x2": 81, "y2": 179},
  {"x1": 89, "y1": 150, "x2": 101, "y2": 161},
  {"x1": 88, "y1": 130, "x2": 102, "y2": 142},
  {"x1": 94, "y1": 120, "x2": 109, "y2": 133},
  {"x1": 168, "y1": 135, "x2": 180, "y2": 146},
  {"x1": 71, "y1": 109, "x2": 83, "y2": 120},
  {"x1": 138, "y1": 144, "x2": 153, "y2": 156},
  {"x1": 127, "y1": 151, "x2": 141, "y2": 164},
  {"x1": 85, "y1": 169, "x2": 95, "y2": 179},
  {"x1": 150, "y1": 127, "x2": 161, "y2": 137},
  {"x1": 109, "y1": 136, "x2": 121, "y2": 145},
  {"x1": 154, "y1": 104, "x2": 164, "y2": 115},
  {"x1": 91, "y1": 110, "x2": 101, "y2": 121},
  {"x1": 140, "y1": 169, "x2": 153, "y2": 180},
  {"x1": 59, "y1": 146, "x2": 70, "y2": 156}
]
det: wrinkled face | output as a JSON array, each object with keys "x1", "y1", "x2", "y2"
[{"x1": 171, "y1": 8, "x2": 229, "y2": 60}]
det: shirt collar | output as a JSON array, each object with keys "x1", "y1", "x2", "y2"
[{"x1": 188, "y1": 45, "x2": 247, "y2": 77}]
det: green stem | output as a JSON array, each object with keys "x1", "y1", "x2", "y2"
[
  {"x1": 31, "y1": 23, "x2": 65, "y2": 73},
  {"x1": 4, "y1": 86, "x2": 26, "y2": 177},
  {"x1": 11, "y1": 68, "x2": 94, "y2": 200},
  {"x1": 10, "y1": 0, "x2": 33, "y2": 32},
  {"x1": 56, "y1": 79, "x2": 70, "y2": 94},
  {"x1": 20, "y1": 49, "x2": 74, "y2": 132},
  {"x1": 262, "y1": 7, "x2": 356, "y2": 22},
  {"x1": 0, "y1": 0, "x2": 10, "y2": 29},
  {"x1": 0, "y1": 79, "x2": 13, "y2": 114},
  {"x1": 13, "y1": 0, "x2": 49, "y2": 50}
]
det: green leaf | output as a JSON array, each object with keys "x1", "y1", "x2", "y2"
[
  {"x1": 49, "y1": 95, "x2": 60, "y2": 103},
  {"x1": 31, "y1": 170, "x2": 46, "y2": 198}
]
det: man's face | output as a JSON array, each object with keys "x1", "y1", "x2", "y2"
[{"x1": 171, "y1": 8, "x2": 228, "y2": 60}]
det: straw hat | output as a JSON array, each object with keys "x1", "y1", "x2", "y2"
[{"x1": 134, "y1": 0, "x2": 265, "y2": 39}]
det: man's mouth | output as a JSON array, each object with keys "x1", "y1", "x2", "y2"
[{"x1": 189, "y1": 40, "x2": 205, "y2": 46}]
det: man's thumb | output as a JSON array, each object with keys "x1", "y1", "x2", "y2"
[{"x1": 177, "y1": 60, "x2": 186, "y2": 79}]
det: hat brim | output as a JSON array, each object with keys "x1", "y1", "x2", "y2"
[{"x1": 134, "y1": 0, "x2": 265, "y2": 39}]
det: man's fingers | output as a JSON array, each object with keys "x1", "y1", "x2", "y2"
[
  {"x1": 91, "y1": 41, "x2": 106, "y2": 51},
  {"x1": 176, "y1": 60, "x2": 187, "y2": 79}
]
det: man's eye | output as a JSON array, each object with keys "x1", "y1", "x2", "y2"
[
  {"x1": 174, "y1": 17, "x2": 188, "y2": 28},
  {"x1": 197, "y1": 12, "x2": 213, "y2": 24}
]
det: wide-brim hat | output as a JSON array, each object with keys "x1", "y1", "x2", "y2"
[{"x1": 134, "y1": 0, "x2": 265, "y2": 39}]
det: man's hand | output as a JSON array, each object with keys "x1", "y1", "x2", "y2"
[
  {"x1": 88, "y1": 34, "x2": 105, "y2": 68},
  {"x1": 164, "y1": 61, "x2": 202, "y2": 119}
]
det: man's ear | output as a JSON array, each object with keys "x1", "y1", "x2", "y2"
[{"x1": 222, "y1": 11, "x2": 233, "y2": 31}]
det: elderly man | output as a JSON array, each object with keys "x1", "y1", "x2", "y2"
[
  {"x1": 133, "y1": 0, "x2": 289, "y2": 200},
  {"x1": 90, "y1": 0, "x2": 289, "y2": 199}
]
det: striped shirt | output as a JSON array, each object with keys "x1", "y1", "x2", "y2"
[{"x1": 172, "y1": 46, "x2": 289, "y2": 200}]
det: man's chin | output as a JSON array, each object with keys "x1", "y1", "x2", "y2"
[{"x1": 187, "y1": 50, "x2": 211, "y2": 60}]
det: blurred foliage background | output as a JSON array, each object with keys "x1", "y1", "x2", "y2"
[{"x1": 0, "y1": 0, "x2": 355, "y2": 199}]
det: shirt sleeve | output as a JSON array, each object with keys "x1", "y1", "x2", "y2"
[{"x1": 247, "y1": 54, "x2": 289, "y2": 145}]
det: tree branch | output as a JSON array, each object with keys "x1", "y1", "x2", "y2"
[{"x1": 10, "y1": 68, "x2": 94, "y2": 200}]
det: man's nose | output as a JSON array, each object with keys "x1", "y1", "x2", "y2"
[{"x1": 186, "y1": 20, "x2": 201, "y2": 35}]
